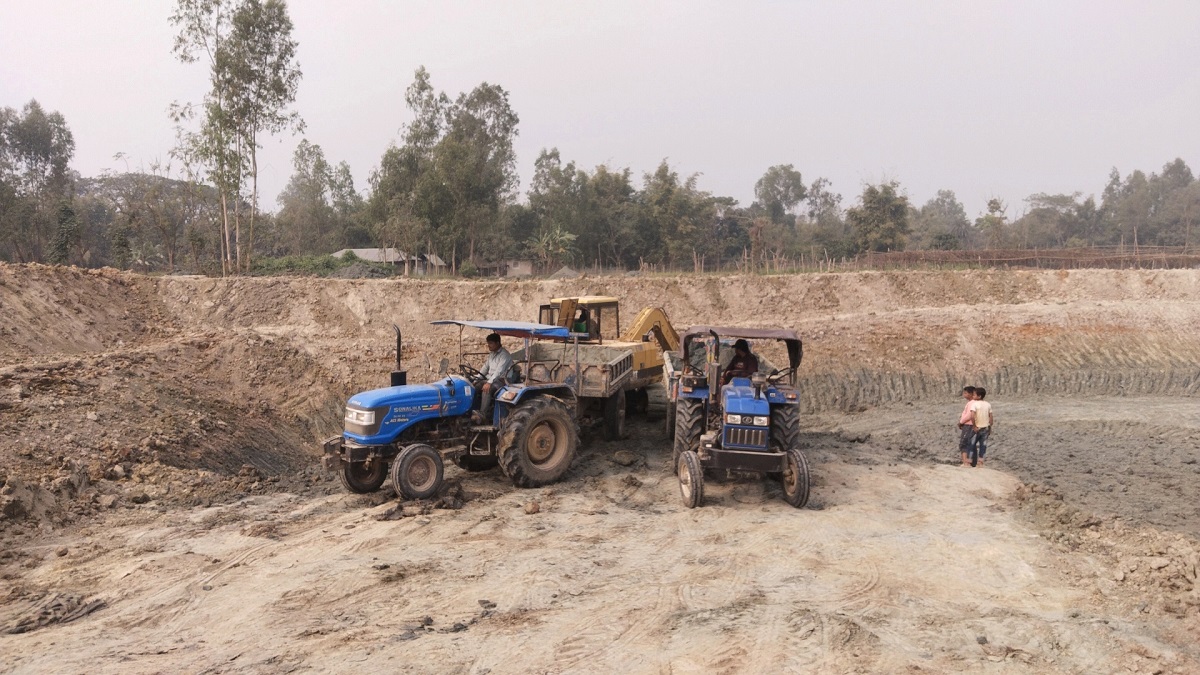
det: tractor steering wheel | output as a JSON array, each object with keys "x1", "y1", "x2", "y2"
[
  {"x1": 457, "y1": 364, "x2": 483, "y2": 381},
  {"x1": 767, "y1": 367, "x2": 795, "y2": 384}
]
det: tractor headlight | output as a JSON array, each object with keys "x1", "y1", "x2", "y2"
[
  {"x1": 753, "y1": 416, "x2": 769, "y2": 427},
  {"x1": 725, "y1": 413, "x2": 742, "y2": 425},
  {"x1": 345, "y1": 408, "x2": 375, "y2": 426}
]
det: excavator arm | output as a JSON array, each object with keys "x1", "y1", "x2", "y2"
[{"x1": 621, "y1": 306, "x2": 679, "y2": 353}]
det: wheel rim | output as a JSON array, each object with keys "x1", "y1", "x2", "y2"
[
  {"x1": 527, "y1": 419, "x2": 566, "y2": 465},
  {"x1": 407, "y1": 455, "x2": 437, "y2": 493},
  {"x1": 678, "y1": 459, "x2": 693, "y2": 499}
]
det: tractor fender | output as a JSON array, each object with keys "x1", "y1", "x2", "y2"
[{"x1": 500, "y1": 383, "x2": 578, "y2": 409}]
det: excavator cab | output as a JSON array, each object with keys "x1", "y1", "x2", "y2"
[{"x1": 539, "y1": 296, "x2": 622, "y2": 343}]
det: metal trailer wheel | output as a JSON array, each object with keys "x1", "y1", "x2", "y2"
[
  {"x1": 603, "y1": 389, "x2": 626, "y2": 440},
  {"x1": 781, "y1": 447, "x2": 811, "y2": 508},
  {"x1": 339, "y1": 458, "x2": 388, "y2": 494},
  {"x1": 391, "y1": 444, "x2": 444, "y2": 500},
  {"x1": 677, "y1": 450, "x2": 704, "y2": 508},
  {"x1": 625, "y1": 388, "x2": 650, "y2": 416},
  {"x1": 664, "y1": 401, "x2": 677, "y2": 440},
  {"x1": 498, "y1": 397, "x2": 580, "y2": 488}
]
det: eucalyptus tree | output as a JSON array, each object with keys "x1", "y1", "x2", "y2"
[
  {"x1": 170, "y1": 0, "x2": 301, "y2": 274},
  {"x1": 220, "y1": 0, "x2": 302, "y2": 270},
  {"x1": 170, "y1": 0, "x2": 239, "y2": 274},
  {"x1": 369, "y1": 67, "x2": 519, "y2": 271}
]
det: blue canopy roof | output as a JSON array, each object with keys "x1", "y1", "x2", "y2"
[{"x1": 431, "y1": 319, "x2": 571, "y2": 339}]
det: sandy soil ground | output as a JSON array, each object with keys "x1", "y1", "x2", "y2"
[{"x1": 1, "y1": 264, "x2": 1199, "y2": 673}]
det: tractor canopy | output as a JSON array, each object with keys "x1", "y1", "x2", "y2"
[
  {"x1": 431, "y1": 319, "x2": 572, "y2": 340},
  {"x1": 680, "y1": 326, "x2": 803, "y2": 372}
]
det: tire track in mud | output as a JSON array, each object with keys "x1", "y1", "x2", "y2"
[
  {"x1": 675, "y1": 546, "x2": 754, "y2": 613},
  {"x1": 551, "y1": 585, "x2": 676, "y2": 672},
  {"x1": 115, "y1": 539, "x2": 277, "y2": 630}
]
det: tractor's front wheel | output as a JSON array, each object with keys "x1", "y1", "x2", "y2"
[
  {"x1": 673, "y1": 397, "x2": 705, "y2": 464},
  {"x1": 677, "y1": 450, "x2": 704, "y2": 508},
  {"x1": 391, "y1": 444, "x2": 444, "y2": 500},
  {"x1": 498, "y1": 397, "x2": 579, "y2": 488},
  {"x1": 339, "y1": 458, "x2": 388, "y2": 494},
  {"x1": 780, "y1": 447, "x2": 811, "y2": 508}
]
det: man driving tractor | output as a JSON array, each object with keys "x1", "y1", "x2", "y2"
[
  {"x1": 722, "y1": 338, "x2": 759, "y2": 384},
  {"x1": 473, "y1": 332, "x2": 514, "y2": 422}
]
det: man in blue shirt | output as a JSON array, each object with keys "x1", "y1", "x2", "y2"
[{"x1": 475, "y1": 333, "x2": 513, "y2": 422}]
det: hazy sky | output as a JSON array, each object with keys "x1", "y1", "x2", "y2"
[{"x1": 3, "y1": 1, "x2": 1198, "y2": 218}]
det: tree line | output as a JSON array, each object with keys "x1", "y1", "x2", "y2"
[{"x1": 2, "y1": 1, "x2": 1198, "y2": 274}]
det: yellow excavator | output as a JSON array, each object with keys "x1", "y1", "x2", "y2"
[{"x1": 513, "y1": 296, "x2": 679, "y2": 440}]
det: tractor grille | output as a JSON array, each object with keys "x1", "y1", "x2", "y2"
[{"x1": 724, "y1": 426, "x2": 767, "y2": 449}]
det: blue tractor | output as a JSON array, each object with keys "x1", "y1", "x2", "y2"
[
  {"x1": 322, "y1": 320, "x2": 581, "y2": 498},
  {"x1": 664, "y1": 326, "x2": 810, "y2": 508}
]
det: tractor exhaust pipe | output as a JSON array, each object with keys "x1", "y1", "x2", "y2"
[{"x1": 391, "y1": 324, "x2": 407, "y2": 386}]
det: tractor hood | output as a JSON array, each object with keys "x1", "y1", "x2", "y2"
[
  {"x1": 345, "y1": 376, "x2": 474, "y2": 445},
  {"x1": 349, "y1": 377, "x2": 473, "y2": 415},
  {"x1": 722, "y1": 380, "x2": 771, "y2": 417}
]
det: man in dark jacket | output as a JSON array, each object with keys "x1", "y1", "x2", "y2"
[{"x1": 722, "y1": 339, "x2": 759, "y2": 384}]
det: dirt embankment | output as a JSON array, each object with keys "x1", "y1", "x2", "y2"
[{"x1": 1, "y1": 264, "x2": 1199, "y2": 520}]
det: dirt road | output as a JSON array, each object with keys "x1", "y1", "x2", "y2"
[
  {"x1": 1, "y1": 265, "x2": 1199, "y2": 673},
  {"x1": 3, "y1": 411, "x2": 1195, "y2": 674}
]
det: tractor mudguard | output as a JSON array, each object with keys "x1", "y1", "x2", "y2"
[{"x1": 497, "y1": 383, "x2": 577, "y2": 408}]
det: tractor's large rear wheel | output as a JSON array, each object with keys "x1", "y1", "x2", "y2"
[
  {"x1": 677, "y1": 450, "x2": 704, "y2": 508},
  {"x1": 673, "y1": 398, "x2": 705, "y2": 464},
  {"x1": 603, "y1": 389, "x2": 626, "y2": 440},
  {"x1": 391, "y1": 444, "x2": 444, "y2": 500},
  {"x1": 339, "y1": 458, "x2": 387, "y2": 494},
  {"x1": 498, "y1": 397, "x2": 579, "y2": 488}
]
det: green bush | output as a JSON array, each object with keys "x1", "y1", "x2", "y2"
[{"x1": 251, "y1": 254, "x2": 352, "y2": 277}]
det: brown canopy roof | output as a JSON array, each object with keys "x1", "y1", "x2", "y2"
[
  {"x1": 680, "y1": 326, "x2": 803, "y2": 369},
  {"x1": 680, "y1": 326, "x2": 801, "y2": 343}
]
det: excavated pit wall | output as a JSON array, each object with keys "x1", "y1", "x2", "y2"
[
  {"x1": 150, "y1": 268, "x2": 1200, "y2": 416},
  {"x1": 3, "y1": 264, "x2": 1199, "y2": 445}
]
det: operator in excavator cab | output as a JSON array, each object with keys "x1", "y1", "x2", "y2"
[
  {"x1": 722, "y1": 339, "x2": 759, "y2": 384},
  {"x1": 572, "y1": 307, "x2": 593, "y2": 336},
  {"x1": 473, "y1": 333, "x2": 514, "y2": 422}
]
